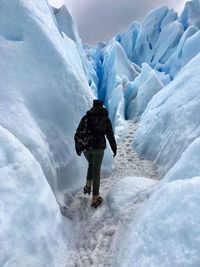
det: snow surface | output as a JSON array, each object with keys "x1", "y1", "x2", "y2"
[{"x1": 108, "y1": 176, "x2": 156, "y2": 215}]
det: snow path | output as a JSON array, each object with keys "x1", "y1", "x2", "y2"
[{"x1": 62, "y1": 121, "x2": 161, "y2": 267}]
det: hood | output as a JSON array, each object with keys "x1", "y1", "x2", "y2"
[{"x1": 86, "y1": 107, "x2": 108, "y2": 117}]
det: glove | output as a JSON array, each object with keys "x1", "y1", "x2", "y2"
[
  {"x1": 113, "y1": 150, "x2": 117, "y2": 157},
  {"x1": 75, "y1": 144, "x2": 82, "y2": 156}
]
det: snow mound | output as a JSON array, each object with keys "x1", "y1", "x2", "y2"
[
  {"x1": 114, "y1": 177, "x2": 200, "y2": 267},
  {"x1": 0, "y1": 126, "x2": 71, "y2": 267},
  {"x1": 108, "y1": 176, "x2": 157, "y2": 214}
]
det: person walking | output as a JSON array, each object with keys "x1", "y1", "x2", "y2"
[{"x1": 74, "y1": 99, "x2": 117, "y2": 207}]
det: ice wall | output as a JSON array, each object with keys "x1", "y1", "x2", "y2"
[
  {"x1": 157, "y1": 25, "x2": 198, "y2": 79},
  {"x1": 99, "y1": 39, "x2": 139, "y2": 139},
  {"x1": 115, "y1": 22, "x2": 140, "y2": 61},
  {"x1": 163, "y1": 137, "x2": 200, "y2": 182},
  {"x1": 54, "y1": 6, "x2": 98, "y2": 95},
  {"x1": 0, "y1": 0, "x2": 94, "y2": 265},
  {"x1": 132, "y1": 6, "x2": 180, "y2": 67},
  {"x1": 179, "y1": 0, "x2": 200, "y2": 29},
  {"x1": 0, "y1": 126, "x2": 71, "y2": 266},
  {"x1": 125, "y1": 63, "x2": 163, "y2": 121},
  {"x1": 0, "y1": 0, "x2": 95, "y2": 193},
  {"x1": 134, "y1": 53, "x2": 200, "y2": 174},
  {"x1": 53, "y1": 5, "x2": 80, "y2": 43}
]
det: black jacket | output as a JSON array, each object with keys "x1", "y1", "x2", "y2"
[{"x1": 74, "y1": 106, "x2": 117, "y2": 153}]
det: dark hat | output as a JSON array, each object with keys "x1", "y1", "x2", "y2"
[{"x1": 93, "y1": 99, "x2": 103, "y2": 107}]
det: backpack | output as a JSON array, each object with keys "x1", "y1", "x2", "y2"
[{"x1": 87, "y1": 115, "x2": 107, "y2": 136}]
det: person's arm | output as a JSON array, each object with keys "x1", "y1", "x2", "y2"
[
  {"x1": 106, "y1": 118, "x2": 117, "y2": 157},
  {"x1": 74, "y1": 116, "x2": 86, "y2": 155}
]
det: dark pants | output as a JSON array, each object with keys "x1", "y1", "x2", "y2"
[{"x1": 83, "y1": 149, "x2": 104, "y2": 195}]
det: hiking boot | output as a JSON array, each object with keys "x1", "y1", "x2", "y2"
[
  {"x1": 91, "y1": 194, "x2": 103, "y2": 208},
  {"x1": 83, "y1": 180, "x2": 92, "y2": 195},
  {"x1": 83, "y1": 185, "x2": 91, "y2": 195}
]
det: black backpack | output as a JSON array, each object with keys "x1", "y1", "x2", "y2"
[{"x1": 87, "y1": 114, "x2": 107, "y2": 136}]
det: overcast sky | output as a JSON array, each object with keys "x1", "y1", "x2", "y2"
[{"x1": 49, "y1": 0, "x2": 186, "y2": 44}]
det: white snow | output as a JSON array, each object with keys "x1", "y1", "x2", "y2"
[
  {"x1": 108, "y1": 176, "x2": 156, "y2": 215},
  {"x1": 114, "y1": 177, "x2": 200, "y2": 267},
  {"x1": 0, "y1": 126, "x2": 71, "y2": 266}
]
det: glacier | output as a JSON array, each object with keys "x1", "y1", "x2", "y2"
[{"x1": 2, "y1": 0, "x2": 200, "y2": 266}]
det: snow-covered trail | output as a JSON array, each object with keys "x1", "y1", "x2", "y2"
[{"x1": 62, "y1": 121, "x2": 161, "y2": 267}]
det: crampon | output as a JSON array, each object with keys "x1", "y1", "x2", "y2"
[
  {"x1": 91, "y1": 196, "x2": 103, "y2": 208},
  {"x1": 83, "y1": 185, "x2": 91, "y2": 195}
]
